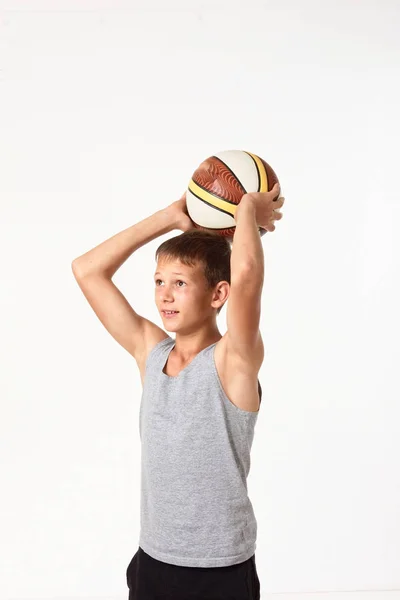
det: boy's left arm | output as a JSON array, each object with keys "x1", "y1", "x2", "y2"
[
  {"x1": 227, "y1": 180, "x2": 284, "y2": 366},
  {"x1": 227, "y1": 197, "x2": 266, "y2": 367}
]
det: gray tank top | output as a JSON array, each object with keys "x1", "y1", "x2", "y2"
[{"x1": 138, "y1": 335, "x2": 261, "y2": 567}]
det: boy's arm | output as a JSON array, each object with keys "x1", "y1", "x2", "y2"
[
  {"x1": 71, "y1": 208, "x2": 177, "y2": 363},
  {"x1": 72, "y1": 208, "x2": 175, "y2": 279},
  {"x1": 226, "y1": 199, "x2": 265, "y2": 366}
]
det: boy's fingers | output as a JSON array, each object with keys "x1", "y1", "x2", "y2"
[{"x1": 271, "y1": 182, "x2": 280, "y2": 200}]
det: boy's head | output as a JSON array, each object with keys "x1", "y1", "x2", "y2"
[{"x1": 154, "y1": 230, "x2": 231, "y2": 323}]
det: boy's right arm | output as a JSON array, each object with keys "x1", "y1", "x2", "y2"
[{"x1": 71, "y1": 206, "x2": 179, "y2": 366}]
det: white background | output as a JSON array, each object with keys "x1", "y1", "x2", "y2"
[{"x1": 1, "y1": 1, "x2": 399, "y2": 599}]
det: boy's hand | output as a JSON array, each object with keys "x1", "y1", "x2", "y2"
[
  {"x1": 167, "y1": 192, "x2": 197, "y2": 232},
  {"x1": 240, "y1": 182, "x2": 285, "y2": 232}
]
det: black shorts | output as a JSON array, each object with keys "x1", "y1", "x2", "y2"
[{"x1": 126, "y1": 546, "x2": 260, "y2": 600}]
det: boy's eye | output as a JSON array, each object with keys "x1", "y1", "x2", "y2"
[{"x1": 155, "y1": 280, "x2": 186, "y2": 287}]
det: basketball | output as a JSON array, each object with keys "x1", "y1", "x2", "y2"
[{"x1": 186, "y1": 149, "x2": 280, "y2": 238}]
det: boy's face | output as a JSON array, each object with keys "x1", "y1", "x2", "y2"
[{"x1": 154, "y1": 259, "x2": 216, "y2": 329}]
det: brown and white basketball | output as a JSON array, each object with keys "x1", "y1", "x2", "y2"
[{"x1": 186, "y1": 149, "x2": 280, "y2": 238}]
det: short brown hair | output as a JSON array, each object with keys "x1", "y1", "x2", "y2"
[{"x1": 155, "y1": 230, "x2": 231, "y2": 315}]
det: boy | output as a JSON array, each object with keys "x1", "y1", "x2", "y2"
[{"x1": 71, "y1": 183, "x2": 284, "y2": 600}]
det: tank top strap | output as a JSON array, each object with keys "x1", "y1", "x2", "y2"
[{"x1": 144, "y1": 336, "x2": 174, "y2": 372}]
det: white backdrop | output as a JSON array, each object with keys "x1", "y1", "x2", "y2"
[{"x1": 1, "y1": 1, "x2": 399, "y2": 599}]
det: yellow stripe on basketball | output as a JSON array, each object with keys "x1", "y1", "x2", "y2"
[
  {"x1": 246, "y1": 152, "x2": 268, "y2": 192},
  {"x1": 188, "y1": 179, "x2": 238, "y2": 217}
]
